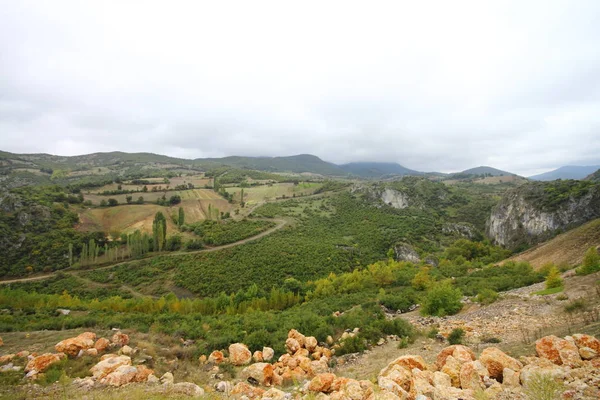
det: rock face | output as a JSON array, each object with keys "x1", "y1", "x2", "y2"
[
  {"x1": 55, "y1": 332, "x2": 97, "y2": 357},
  {"x1": 381, "y1": 188, "x2": 410, "y2": 209},
  {"x1": 485, "y1": 182, "x2": 600, "y2": 249},
  {"x1": 25, "y1": 353, "x2": 66, "y2": 375},
  {"x1": 229, "y1": 343, "x2": 252, "y2": 366},
  {"x1": 394, "y1": 242, "x2": 421, "y2": 263}
]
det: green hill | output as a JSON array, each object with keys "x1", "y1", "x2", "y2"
[
  {"x1": 203, "y1": 154, "x2": 344, "y2": 175},
  {"x1": 338, "y1": 162, "x2": 422, "y2": 178},
  {"x1": 585, "y1": 168, "x2": 600, "y2": 182},
  {"x1": 457, "y1": 166, "x2": 515, "y2": 176}
]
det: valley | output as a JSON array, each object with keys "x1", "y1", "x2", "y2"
[{"x1": 0, "y1": 150, "x2": 599, "y2": 399}]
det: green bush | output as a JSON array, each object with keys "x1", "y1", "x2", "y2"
[
  {"x1": 448, "y1": 328, "x2": 465, "y2": 345},
  {"x1": 475, "y1": 288, "x2": 498, "y2": 305},
  {"x1": 545, "y1": 266, "x2": 563, "y2": 289},
  {"x1": 426, "y1": 327, "x2": 439, "y2": 339},
  {"x1": 523, "y1": 372, "x2": 564, "y2": 400},
  {"x1": 421, "y1": 281, "x2": 463, "y2": 317},
  {"x1": 577, "y1": 247, "x2": 600, "y2": 275},
  {"x1": 337, "y1": 335, "x2": 367, "y2": 355}
]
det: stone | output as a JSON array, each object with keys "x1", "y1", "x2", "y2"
[
  {"x1": 0, "y1": 354, "x2": 15, "y2": 364},
  {"x1": 160, "y1": 371, "x2": 175, "y2": 384},
  {"x1": 305, "y1": 336, "x2": 318, "y2": 352},
  {"x1": 253, "y1": 350, "x2": 263, "y2": 362},
  {"x1": 55, "y1": 332, "x2": 97, "y2": 357},
  {"x1": 147, "y1": 374, "x2": 159, "y2": 384},
  {"x1": 520, "y1": 358, "x2": 570, "y2": 386},
  {"x1": 578, "y1": 346, "x2": 597, "y2": 360},
  {"x1": 433, "y1": 371, "x2": 452, "y2": 388},
  {"x1": 326, "y1": 336, "x2": 334, "y2": 345},
  {"x1": 502, "y1": 368, "x2": 520, "y2": 387},
  {"x1": 285, "y1": 338, "x2": 300, "y2": 354},
  {"x1": 208, "y1": 350, "x2": 224, "y2": 364},
  {"x1": 382, "y1": 355, "x2": 427, "y2": 374},
  {"x1": 378, "y1": 364, "x2": 414, "y2": 393},
  {"x1": 198, "y1": 355, "x2": 207, "y2": 364},
  {"x1": 412, "y1": 369, "x2": 435, "y2": 398},
  {"x1": 101, "y1": 365, "x2": 138, "y2": 386},
  {"x1": 309, "y1": 373, "x2": 336, "y2": 393},
  {"x1": 25, "y1": 353, "x2": 66, "y2": 374},
  {"x1": 111, "y1": 332, "x2": 129, "y2": 346},
  {"x1": 433, "y1": 386, "x2": 475, "y2": 400},
  {"x1": 133, "y1": 364, "x2": 153, "y2": 382},
  {"x1": 170, "y1": 382, "x2": 205, "y2": 397},
  {"x1": 435, "y1": 345, "x2": 475, "y2": 370},
  {"x1": 262, "y1": 347, "x2": 275, "y2": 361},
  {"x1": 572, "y1": 333, "x2": 600, "y2": 354},
  {"x1": 90, "y1": 355, "x2": 132, "y2": 379},
  {"x1": 535, "y1": 335, "x2": 562, "y2": 364},
  {"x1": 94, "y1": 338, "x2": 110, "y2": 352},
  {"x1": 240, "y1": 362, "x2": 274, "y2": 386},
  {"x1": 231, "y1": 381, "x2": 265, "y2": 399},
  {"x1": 440, "y1": 355, "x2": 462, "y2": 388},
  {"x1": 479, "y1": 347, "x2": 523, "y2": 380},
  {"x1": 215, "y1": 380, "x2": 232, "y2": 392},
  {"x1": 288, "y1": 329, "x2": 306, "y2": 348},
  {"x1": 262, "y1": 387, "x2": 287, "y2": 400},
  {"x1": 15, "y1": 351, "x2": 29, "y2": 358},
  {"x1": 229, "y1": 343, "x2": 252, "y2": 366},
  {"x1": 459, "y1": 361, "x2": 484, "y2": 390},
  {"x1": 84, "y1": 348, "x2": 98, "y2": 357},
  {"x1": 120, "y1": 345, "x2": 134, "y2": 355}
]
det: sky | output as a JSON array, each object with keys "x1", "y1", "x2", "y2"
[{"x1": 1, "y1": 1, "x2": 599, "y2": 176}]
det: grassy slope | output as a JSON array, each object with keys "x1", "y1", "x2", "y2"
[{"x1": 505, "y1": 218, "x2": 600, "y2": 269}]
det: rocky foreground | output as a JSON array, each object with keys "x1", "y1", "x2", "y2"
[{"x1": 1, "y1": 328, "x2": 599, "y2": 399}]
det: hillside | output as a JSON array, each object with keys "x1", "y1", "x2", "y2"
[
  {"x1": 338, "y1": 162, "x2": 422, "y2": 178},
  {"x1": 486, "y1": 180, "x2": 600, "y2": 250},
  {"x1": 455, "y1": 166, "x2": 515, "y2": 177},
  {"x1": 505, "y1": 218, "x2": 600, "y2": 269},
  {"x1": 203, "y1": 154, "x2": 344, "y2": 175},
  {"x1": 529, "y1": 165, "x2": 600, "y2": 181},
  {"x1": 586, "y1": 168, "x2": 600, "y2": 182}
]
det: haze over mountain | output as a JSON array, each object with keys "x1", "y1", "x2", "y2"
[
  {"x1": 529, "y1": 165, "x2": 600, "y2": 181},
  {"x1": 1, "y1": 2, "x2": 600, "y2": 177}
]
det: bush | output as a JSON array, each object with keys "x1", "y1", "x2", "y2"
[
  {"x1": 448, "y1": 328, "x2": 465, "y2": 345},
  {"x1": 337, "y1": 335, "x2": 368, "y2": 355},
  {"x1": 564, "y1": 299, "x2": 587, "y2": 314},
  {"x1": 481, "y1": 336, "x2": 501, "y2": 344},
  {"x1": 421, "y1": 281, "x2": 463, "y2": 317},
  {"x1": 577, "y1": 247, "x2": 600, "y2": 275},
  {"x1": 475, "y1": 288, "x2": 498, "y2": 305},
  {"x1": 426, "y1": 327, "x2": 439, "y2": 339},
  {"x1": 523, "y1": 372, "x2": 564, "y2": 400},
  {"x1": 545, "y1": 266, "x2": 563, "y2": 289}
]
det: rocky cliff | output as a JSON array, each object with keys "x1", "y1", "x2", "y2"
[{"x1": 486, "y1": 181, "x2": 600, "y2": 250}]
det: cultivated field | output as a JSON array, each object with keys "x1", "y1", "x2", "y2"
[
  {"x1": 86, "y1": 174, "x2": 212, "y2": 194},
  {"x1": 225, "y1": 182, "x2": 322, "y2": 206}
]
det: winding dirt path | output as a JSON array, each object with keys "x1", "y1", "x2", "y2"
[{"x1": 0, "y1": 218, "x2": 287, "y2": 285}]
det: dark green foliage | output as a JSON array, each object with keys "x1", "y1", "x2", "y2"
[
  {"x1": 421, "y1": 281, "x2": 463, "y2": 317},
  {"x1": 577, "y1": 246, "x2": 600, "y2": 275},
  {"x1": 152, "y1": 212, "x2": 167, "y2": 251},
  {"x1": 476, "y1": 288, "x2": 499, "y2": 305},
  {"x1": 187, "y1": 219, "x2": 275, "y2": 246},
  {"x1": 448, "y1": 328, "x2": 465, "y2": 345},
  {"x1": 454, "y1": 261, "x2": 543, "y2": 296},
  {"x1": 523, "y1": 180, "x2": 599, "y2": 212}
]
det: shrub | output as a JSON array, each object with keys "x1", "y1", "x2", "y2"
[
  {"x1": 420, "y1": 281, "x2": 463, "y2": 317},
  {"x1": 475, "y1": 288, "x2": 498, "y2": 305},
  {"x1": 448, "y1": 328, "x2": 465, "y2": 345},
  {"x1": 545, "y1": 266, "x2": 563, "y2": 289},
  {"x1": 481, "y1": 336, "x2": 501, "y2": 344},
  {"x1": 337, "y1": 335, "x2": 367, "y2": 355},
  {"x1": 577, "y1": 247, "x2": 600, "y2": 275},
  {"x1": 564, "y1": 299, "x2": 587, "y2": 314},
  {"x1": 426, "y1": 327, "x2": 439, "y2": 339}
]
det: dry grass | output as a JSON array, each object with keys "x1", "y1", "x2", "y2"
[{"x1": 505, "y1": 218, "x2": 600, "y2": 269}]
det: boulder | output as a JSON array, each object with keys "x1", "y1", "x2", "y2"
[
  {"x1": 230, "y1": 381, "x2": 265, "y2": 399},
  {"x1": 120, "y1": 345, "x2": 134, "y2": 355},
  {"x1": 133, "y1": 364, "x2": 154, "y2": 382},
  {"x1": 252, "y1": 350, "x2": 263, "y2": 363},
  {"x1": 412, "y1": 369, "x2": 435, "y2": 398},
  {"x1": 288, "y1": 329, "x2": 306, "y2": 348},
  {"x1": 25, "y1": 353, "x2": 65, "y2": 374},
  {"x1": 55, "y1": 332, "x2": 97, "y2": 357},
  {"x1": 309, "y1": 373, "x2": 336, "y2": 393},
  {"x1": 90, "y1": 355, "x2": 132, "y2": 379},
  {"x1": 432, "y1": 371, "x2": 452, "y2": 388},
  {"x1": 305, "y1": 336, "x2": 318, "y2": 352},
  {"x1": 502, "y1": 368, "x2": 520, "y2": 387},
  {"x1": 84, "y1": 348, "x2": 98, "y2": 357},
  {"x1": 169, "y1": 382, "x2": 205, "y2": 397},
  {"x1": 535, "y1": 335, "x2": 582, "y2": 366},
  {"x1": 433, "y1": 386, "x2": 475, "y2": 400},
  {"x1": 0, "y1": 354, "x2": 15, "y2": 364},
  {"x1": 262, "y1": 387, "x2": 287, "y2": 400},
  {"x1": 459, "y1": 361, "x2": 484, "y2": 390},
  {"x1": 286, "y1": 338, "x2": 301, "y2": 354},
  {"x1": 229, "y1": 343, "x2": 252, "y2": 366},
  {"x1": 262, "y1": 347, "x2": 275, "y2": 361},
  {"x1": 198, "y1": 355, "x2": 207, "y2": 364},
  {"x1": 94, "y1": 338, "x2": 110, "y2": 352},
  {"x1": 381, "y1": 355, "x2": 427, "y2": 376},
  {"x1": 111, "y1": 332, "x2": 129, "y2": 346},
  {"x1": 520, "y1": 358, "x2": 570, "y2": 386},
  {"x1": 101, "y1": 365, "x2": 138, "y2": 386},
  {"x1": 435, "y1": 345, "x2": 475, "y2": 370},
  {"x1": 578, "y1": 346, "x2": 597, "y2": 360},
  {"x1": 479, "y1": 347, "x2": 523, "y2": 380},
  {"x1": 160, "y1": 371, "x2": 174, "y2": 385},
  {"x1": 208, "y1": 350, "x2": 224, "y2": 364},
  {"x1": 240, "y1": 362, "x2": 274, "y2": 386},
  {"x1": 440, "y1": 355, "x2": 462, "y2": 388},
  {"x1": 15, "y1": 351, "x2": 29, "y2": 358},
  {"x1": 378, "y1": 363, "x2": 414, "y2": 394},
  {"x1": 571, "y1": 333, "x2": 600, "y2": 354},
  {"x1": 147, "y1": 374, "x2": 159, "y2": 384}
]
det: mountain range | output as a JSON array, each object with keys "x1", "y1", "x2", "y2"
[{"x1": 529, "y1": 165, "x2": 600, "y2": 181}]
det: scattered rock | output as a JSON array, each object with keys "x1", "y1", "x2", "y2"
[
  {"x1": 55, "y1": 332, "x2": 97, "y2": 357},
  {"x1": 209, "y1": 350, "x2": 224, "y2": 364},
  {"x1": 240, "y1": 362, "x2": 274, "y2": 386},
  {"x1": 111, "y1": 332, "x2": 129, "y2": 346},
  {"x1": 229, "y1": 343, "x2": 252, "y2": 366},
  {"x1": 262, "y1": 347, "x2": 274, "y2": 362},
  {"x1": 90, "y1": 355, "x2": 132, "y2": 379},
  {"x1": 93, "y1": 338, "x2": 110, "y2": 352},
  {"x1": 479, "y1": 347, "x2": 522, "y2": 380},
  {"x1": 25, "y1": 353, "x2": 66, "y2": 377}
]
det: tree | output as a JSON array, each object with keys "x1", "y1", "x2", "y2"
[
  {"x1": 152, "y1": 212, "x2": 167, "y2": 252},
  {"x1": 126, "y1": 195, "x2": 133, "y2": 204},
  {"x1": 421, "y1": 281, "x2": 463, "y2": 316},
  {"x1": 142, "y1": 185, "x2": 148, "y2": 192},
  {"x1": 178, "y1": 207, "x2": 185, "y2": 227},
  {"x1": 100, "y1": 199, "x2": 107, "y2": 207},
  {"x1": 169, "y1": 195, "x2": 181, "y2": 205},
  {"x1": 137, "y1": 196, "x2": 144, "y2": 204},
  {"x1": 545, "y1": 266, "x2": 563, "y2": 289},
  {"x1": 107, "y1": 198, "x2": 118, "y2": 207},
  {"x1": 578, "y1": 246, "x2": 600, "y2": 275},
  {"x1": 240, "y1": 188, "x2": 245, "y2": 208}
]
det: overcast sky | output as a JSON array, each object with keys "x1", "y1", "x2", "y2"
[{"x1": 1, "y1": 1, "x2": 599, "y2": 175}]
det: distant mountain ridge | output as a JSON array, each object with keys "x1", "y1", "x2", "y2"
[
  {"x1": 529, "y1": 165, "x2": 600, "y2": 181},
  {"x1": 456, "y1": 166, "x2": 515, "y2": 176},
  {"x1": 338, "y1": 162, "x2": 422, "y2": 178}
]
